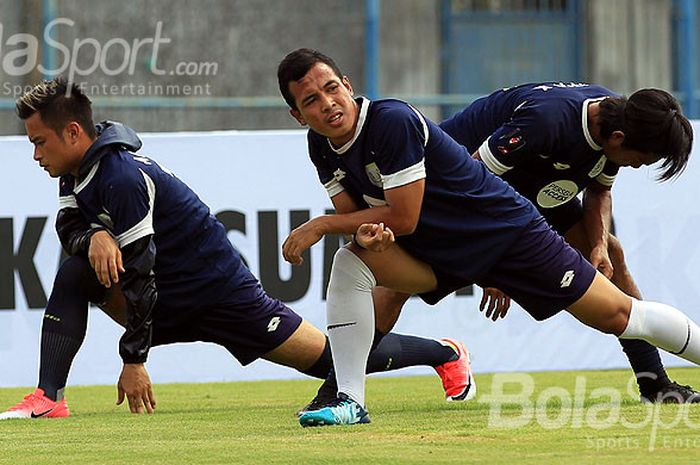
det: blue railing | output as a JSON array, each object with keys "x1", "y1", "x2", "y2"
[{"x1": 4, "y1": 0, "x2": 698, "y2": 120}]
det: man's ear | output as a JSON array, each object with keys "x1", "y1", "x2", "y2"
[
  {"x1": 342, "y1": 76, "x2": 353, "y2": 96},
  {"x1": 65, "y1": 122, "x2": 81, "y2": 143},
  {"x1": 290, "y1": 108, "x2": 306, "y2": 126},
  {"x1": 609, "y1": 130, "x2": 625, "y2": 147}
]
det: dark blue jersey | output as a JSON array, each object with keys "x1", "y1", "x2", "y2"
[
  {"x1": 308, "y1": 98, "x2": 539, "y2": 283},
  {"x1": 439, "y1": 82, "x2": 620, "y2": 210},
  {"x1": 57, "y1": 122, "x2": 256, "y2": 311}
]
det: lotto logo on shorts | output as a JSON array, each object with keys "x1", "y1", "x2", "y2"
[
  {"x1": 267, "y1": 316, "x2": 281, "y2": 332},
  {"x1": 560, "y1": 270, "x2": 575, "y2": 288}
]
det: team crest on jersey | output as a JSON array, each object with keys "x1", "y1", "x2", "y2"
[
  {"x1": 496, "y1": 129, "x2": 526, "y2": 155},
  {"x1": 365, "y1": 162, "x2": 383, "y2": 187},
  {"x1": 536, "y1": 180, "x2": 579, "y2": 208},
  {"x1": 588, "y1": 155, "x2": 607, "y2": 178}
]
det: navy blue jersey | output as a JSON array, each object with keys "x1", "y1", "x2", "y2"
[
  {"x1": 308, "y1": 98, "x2": 539, "y2": 283},
  {"x1": 57, "y1": 122, "x2": 256, "y2": 311},
  {"x1": 439, "y1": 82, "x2": 620, "y2": 210}
]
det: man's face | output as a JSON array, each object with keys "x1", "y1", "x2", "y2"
[
  {"x1": 288, "y1": 62, "x2": 358, "y2": 146},
  {"x1": 25, "y1": 113, "x2": 82, "y2": 178},
  {"x1": 606, "y1": 147, "x2": 660, "y2": 169}
]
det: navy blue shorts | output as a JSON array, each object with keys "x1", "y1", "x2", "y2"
[
  {"x1": 151, "y1": 285, "x2": 303, "y2": 365},
  {"x1": 419, "y1": 217, "x2": 597, "y2": 320}
]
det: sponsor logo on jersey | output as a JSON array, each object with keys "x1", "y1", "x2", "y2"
[
  {"x1": 365, "y1": 162, "x2": 383, "y2": 187},
  {"x1": 588, "y1": 155, "x2": 607, "y2": 178},
  {"x1": 560, "y1": 270, "x2": 575, "y2": 288},
  {"x1": 333, "y1": 168, "x2": 346, "y2": 182},
  {"x1": 536, "y1": 180, "x2": 579, "y2": 208}
]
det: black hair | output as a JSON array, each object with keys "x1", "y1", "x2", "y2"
[
  {"x1": 16, "y1": 77, "x2": 96, "y2": 139},
  {"x1": 277, "y1": 48, "x2": 344, "y2": 110},
  {"x1": 598, "y1": 89, "x2": 693, "y2": 181}
]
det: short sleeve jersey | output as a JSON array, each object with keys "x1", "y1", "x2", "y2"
[
  {"x1": 439, "y1": 82, "x2": 620, "y2": 210},
  {"x1": 308, "y1": 97, "x2": 540, "y2": 283}
]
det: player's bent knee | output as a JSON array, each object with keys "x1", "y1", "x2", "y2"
[
  {"x1": 603, "y1": 307, "x2": 630, "y2": 336},
  {"x1": 330, "y1": 246, "x2": 376, "y2": 289},
  {"x1": 54, "y1": 256, "x2": 102, "y2": 299}
]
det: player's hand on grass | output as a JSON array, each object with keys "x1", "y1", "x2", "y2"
[
  {"x1": 89, "y1": 230, "x2": 125, "y2": 288},
  {"x1": 589, "y1": 244, "x2": 613, "y2": 279},
  {"x1": 479, "y1": 287, "x2": 510, "y2": 321},
  {"x1": 282, "y1": 219, "x2": 325, "y2": 265},
  {"x1": 354, "y1": 223, "x2": 395, "y2": 252},
  {"x1": 117, "y1": 363, "x2": 156, "y2": 414}
]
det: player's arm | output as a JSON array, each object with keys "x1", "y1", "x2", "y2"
[
  {"x1": 331, "y1": 190, "x2": 362, "y2": 215},
  {"x1": 114, "y1": 235, "x2": 158, "y2": 415},
  {"x1": 56, "y1": 200, "x2": 106, "y2": 257},
  {"x1": 56, "y1": 192, "x2": 125, "y2": 287},
  {"x1": 282, "y1": 180, "x2": 424, "y2": 264},
  {"x1": 101, "y1": 164, "x2": 158, "y2": 414},
  {"x1": 471, "y1": 101, "x2": 554, "y2": 174},
  {"x1": 582, "y1": 180, "x2": 613, "y2": 278}
]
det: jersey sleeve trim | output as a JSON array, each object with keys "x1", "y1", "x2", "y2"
[
  {"x1": 479, "y1": 137, "x2": 513, "y2": 175},
  {"x1": 324, "y1": 178, "x2": 345, "y2": 197},
  {"x1": 381, "y1": 159, "x2": 426, "y2": 190},
  {"x1": 116, "y1": 169, "x2": 156, "y2": 248},
  {"x1": 595, "y1": 172, "x2": 616, "y2": 187},
  {"x1": 58, "y1": 195, "x2": 78, "y2": 210},
  {"x1": 408, "y1": 104, "x2": 429, "y2": 147}
]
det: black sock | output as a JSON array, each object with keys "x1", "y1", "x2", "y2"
[
  {"x1": 38, "y1": 257, "x2": 103, "y2": 401},
  {"x1": 301, "y1": 330, "x2": 391, "y2": 380},
  {"x1": 619, "y1": 338, "x2": 671, "y2": 396},
  {"x1": 303, "y1": 331, "x2": 457, "y2": 399},
  {"x1": 301, "y1": 337, "x2": 333, "y2": 379},
  {"x1": 367, "y1": 333, "x2": 457, "y2": 373},
  {"x1": 39, "y1": 332, "x2": 83, "y2": 401}
]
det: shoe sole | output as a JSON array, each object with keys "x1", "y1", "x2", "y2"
[{"x1": 300, "y1": 414, "x2": 371, "y2": 427}]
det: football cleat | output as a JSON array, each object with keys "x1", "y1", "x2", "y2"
[
  {"x1": 299, "y1": 392, "x2": 370, "y2": 427},
  {"x1": 434, "y1": 338, "x2": 476, "y2": 401},
  {"x1": 0, "y1": 388, "x2": 70, "y2": 420},
  {"x1": 297, "y1": 378, "x2": 337, "y2": 417},
  {"x1": 641, "y1": 382, "x2": 700, "y2": 404}
]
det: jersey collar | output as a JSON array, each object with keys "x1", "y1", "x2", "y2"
[
  {"x1": 581, "y1": 97, "x2": 606, "y2": 151},
  {"x1": 328, "y1": 97, "x2": 369, "y2": 155}
]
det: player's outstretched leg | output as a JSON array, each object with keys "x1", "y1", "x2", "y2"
[
  {"x1": 569, "y1": 273, "x2": 700, "y2": 367},
  {"x1": 604, "y1": 236, "x2": 700, "y2": 403}
]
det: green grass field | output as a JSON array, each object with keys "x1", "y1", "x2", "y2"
[{"x1": 2, "y1": 368, "x2": 700, "y2": 465}]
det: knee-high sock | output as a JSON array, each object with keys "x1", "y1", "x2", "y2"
[
  {"x1": 620, "y1": 299, "x2": 700, "y2": 364},
  {"x1": 617, "y1": 338, "x2": 670, "y2": 396},
  {"x1": 326, "y1": 248, "x2": 376, "y2": 407},
  {"x1": 39, "y1": 257, "x2": 104, "y2": 401}
]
